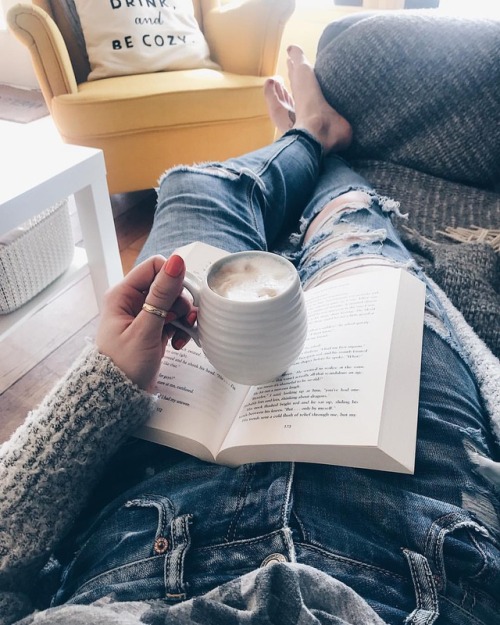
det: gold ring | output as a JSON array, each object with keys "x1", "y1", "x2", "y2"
[{"x1": 142, "y1": 303, "x2": 169, "y2": 318}]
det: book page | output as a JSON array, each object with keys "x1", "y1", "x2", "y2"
[
  {"x1": 219, "y1": 269, "x2": 402, "y2": 453},
  {"x1": 135, "y1": 241, "x2": 249, "y2": 458},
  {"x1": 135, "y1": 342, "x2": 251, "y2": 459},
  {"x1": 175, "y1": 241, "x2": 229, "y2": 281}
]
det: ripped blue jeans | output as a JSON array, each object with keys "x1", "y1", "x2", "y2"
[{"x1": 56, "y1": 130, "x2": 500, "y2": 623}]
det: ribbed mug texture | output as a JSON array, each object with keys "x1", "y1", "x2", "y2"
[{"x1": 188, "y1": 251, "x2": 308, "y2": 386}]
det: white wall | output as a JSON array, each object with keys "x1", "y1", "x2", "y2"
[{"x1": 0, "y1": 0, "x2": 38, "y2": 88}]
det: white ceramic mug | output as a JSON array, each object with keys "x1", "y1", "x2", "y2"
[{"x1": 174, "y1": 250, "x2": 308, "y2": 385}]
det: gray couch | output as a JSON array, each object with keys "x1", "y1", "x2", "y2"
[{"x1": 314, "y1": 11, "x2": 500, "y2": 358}]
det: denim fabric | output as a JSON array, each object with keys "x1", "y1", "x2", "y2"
[
  {"x1": 55, "y1": 131, "x2": 500, "y2": 624},
  {"x1": 137, "y1": 130, "x2": 325, "y2": 259}
]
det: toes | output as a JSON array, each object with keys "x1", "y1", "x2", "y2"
[
  {"x1": 265, "y1": 77, "x2": 294, "y2": 112},
  {"x1": 264, "y1": 77, "x2": 277, "y2": 99},
  {"x1": 287, "y1": 44, "x2": 309, "y2": 66},
  {"x1": 274, "y1": 80, "x2": 292, "y2": 106}
]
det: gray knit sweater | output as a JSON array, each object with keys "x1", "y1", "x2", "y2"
[{"x1": 0, "y1": 347, "x2": 154, "y2": 623}]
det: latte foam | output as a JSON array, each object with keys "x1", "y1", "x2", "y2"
[{"x1": 209, "y1": 254, "x2": 294, "y2": 302}]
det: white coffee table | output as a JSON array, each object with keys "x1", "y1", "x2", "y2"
[{"x1": 0, "y1": 119, "x2": 123, "y2": 339}]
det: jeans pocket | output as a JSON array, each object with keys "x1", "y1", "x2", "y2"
[
  {"x1": 404, "y1": 511, "x2": 500, "y2": 625},
  {"x1": 53, "y1": 494, "x2": 192, "y2": 605}
]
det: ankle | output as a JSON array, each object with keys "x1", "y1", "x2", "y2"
[{"x1": 297, "y1": 114, "x2": 352, "y2": 154}]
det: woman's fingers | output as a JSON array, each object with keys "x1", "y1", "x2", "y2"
[
  {"x1": 95, "y1": 254, "x2": 195, "y2": 390},
  {"x1": 137, "y1": 255, "x2": 186, "y2": 333}
]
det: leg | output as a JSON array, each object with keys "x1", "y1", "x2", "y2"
[
  {"x1": 289, "y1": 155, "x2": 415, "y2": 290},
  {"x1": 136, "y1": 130, "x2": 321, "y2": 262},
  {"x1": 137, "y1": 48, "x2": 499, "y2": 622},
  {"x1": 136, "y1": 46, "x2": 353, "y2": 263}
]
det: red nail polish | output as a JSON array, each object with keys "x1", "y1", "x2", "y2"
[
  {"x1": 173, "y1": 336, "x2": 188, "y2": 350},
  {"x1": 186, "y1": 311, "x2": 197, "y2": 327},
  {"x1": 164, "y1": 255, "x2": 184, "y2": 278}
]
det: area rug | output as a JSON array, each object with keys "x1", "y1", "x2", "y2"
[{"x1": 0, "y1": 84, "x2": 49, "y2": 123}]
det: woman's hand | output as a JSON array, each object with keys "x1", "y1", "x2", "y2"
[{"x1": 96, "y1": 254, "x2": 195, "y2": 391}]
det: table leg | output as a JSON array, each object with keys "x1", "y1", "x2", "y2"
[{"x1": 73, "y1": 172, "x2": 123, "y2": 310}]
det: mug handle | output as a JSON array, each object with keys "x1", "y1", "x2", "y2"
[{"x1": 169, "y1": 271, "x2": 202, "y2": 347}]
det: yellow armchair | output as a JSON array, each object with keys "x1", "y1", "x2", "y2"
[{"x1": 8, "y1": 0, "x2": 295, "y2": 195}]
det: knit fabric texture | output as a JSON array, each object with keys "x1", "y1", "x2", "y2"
[
  {"x1": 401, "y1": 230, "x2": 500, "y2": 359},
  {"x1": 350, "y1": 159, "x2": 500, "y2": 359},
  {"x1": 0, "y1": 346, "x2": 155, "y2": 625},
  {"x1": 315, "y1": 12, "x2": 500, "y2": 190},
  {"x1": 351, "y1": 160, "x2": 500, "y2": 241}
]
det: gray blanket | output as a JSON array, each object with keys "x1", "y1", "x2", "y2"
[
  {"x1": 15, "y1": 564, "x2": 386, "y2": 625},
  {"x1": 353, "y1": 159, "x2": 500, "y2": 359},
  {"x1": 315, "y1": 11, "x2": 500, "y2": 190}
]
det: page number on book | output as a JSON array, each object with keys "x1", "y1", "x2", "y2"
[{"x1": 284, "y1": 424, "x2": 292, "y2": 429}]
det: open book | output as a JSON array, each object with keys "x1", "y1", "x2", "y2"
[{"x1": 135, "y1": 242, "x2": 426, "y2": 474}]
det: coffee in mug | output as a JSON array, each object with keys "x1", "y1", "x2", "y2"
[
  {"x1": 208, "y1": 253, "x2": 295, "y2": 302},
  {"x1": 174, "y1": 250, "x2": 308, "y2": 386}
]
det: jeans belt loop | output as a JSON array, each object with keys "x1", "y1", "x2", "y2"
[{"x1": 164, "y1": 513, "x2": 193, "y2": 602}]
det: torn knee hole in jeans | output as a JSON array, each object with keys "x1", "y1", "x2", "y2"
[
  {"x1": 303, "y1": 192, "x2": 373, "y2": 244},
  {"x1": 301, "y1": 226, "x2": 411, "y2": 289},
  {"x1": 305, "y1": 229, "x2": 388, "y2": 265},
  {"x1": 159, "y1": 163, "x2": 246, "y2": 185},
  {"x1": 196, "y1": 164, "x2": 266, "y2": 189},
  {"x1": 303, "y1": 253, "x2": 407, "y2": 290},
  {"x1": 302, "y1": 191, "x2": 405, "y2": 245}
]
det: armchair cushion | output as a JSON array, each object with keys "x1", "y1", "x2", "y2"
[{"x1": 72, "y1": 0, "x2": 219, "y2": 80}]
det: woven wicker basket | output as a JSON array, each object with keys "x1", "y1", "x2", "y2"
[{"x1": 0, "y1": 200, "x2": 74, "y2": 314}]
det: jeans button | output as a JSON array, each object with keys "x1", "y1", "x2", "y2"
[
  {"x1": 261, "y1": 553, "x2": 288, "y2": 567},
  {"x1": 154, "y1": 536, "x2": 169, "y2": 554}
]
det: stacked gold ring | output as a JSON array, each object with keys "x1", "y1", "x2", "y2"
[{"x1": 142, "y1": 303, "x2": 169, "y2": 318}]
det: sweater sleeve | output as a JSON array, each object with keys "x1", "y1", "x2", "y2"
[{"x1": 0, "y1": 345, "x2": 156, "y2": 624}]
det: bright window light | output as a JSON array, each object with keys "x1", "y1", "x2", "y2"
[
  {"x1": 438, "y1": 0, "x2": 500, "y2": 17},
  {"x1": 0, "y1": 0, "x2": 7, "y2": 30}
]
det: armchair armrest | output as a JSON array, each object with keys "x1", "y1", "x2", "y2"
[
  {"x1": 203, "y1": 0, "x2": 295, "y2": 76},
  {"x1": 7, "y1": 3, "x2": 78, "y2": 109}
]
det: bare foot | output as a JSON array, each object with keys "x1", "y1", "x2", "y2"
[
  {"x1": 264, "y1": 77, "x2": 296, "y2": 132},
  {"x1": 264, "y1": 45, "x2": 352, "y2": 154}
]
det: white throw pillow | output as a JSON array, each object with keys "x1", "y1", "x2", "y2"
[{"x1": 73, "y1": 0, "x2": 220, "y2": 80}]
